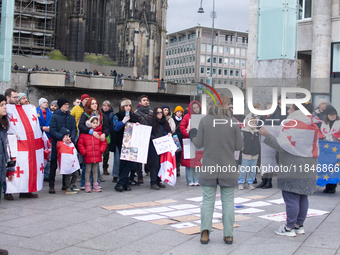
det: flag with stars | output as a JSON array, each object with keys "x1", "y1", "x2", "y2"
[
  {"x1": 57, "y1": 141, "x2": 80, "y2": 175},
  {"x1": 6, "y1": 105, "x2": 45, "y2": 193},
  {"x1": 158, "y1": 149, "x2": 177, "y2": 186},
  {"x1": 317, "y1": 140, "x2": 340, "y2": 186}
]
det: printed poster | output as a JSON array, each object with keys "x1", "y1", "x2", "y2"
[{"x1": 120, "y1": 122, "x2": 152, "y2": 164}]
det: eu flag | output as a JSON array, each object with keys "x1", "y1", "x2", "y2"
[{"x1": 317, "y1": 140, "x2": 340, "y2": 186}]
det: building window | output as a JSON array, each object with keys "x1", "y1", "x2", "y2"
[
  {"x1": 207, "y1": 67, "x2": 210, "y2": 74},
  {"x1": 177, "y1": 69, "x2": 179, "y2": 75},
  {"x1": 190, "y1": 56, "x2": 192, "y2": 62},
  {"x1": 230, "y1": 80, "x2": 233, "y2": 85},
  {"x1": 218, "y1": 80, "x2": 222, "y2": 84},
  {"x1": 241, "y1": 59, "x2": 245, "y2": 66},
  {"x1": 207, "y1": 44, "x2": 211, "y2": 52},
  {"x1": 230, "y1": 58, "x2": 234, "y2": 65},
  {"x1": 207, "y1": 57, "x2": 211, "y2": 63},
  {"x1": 224, "y1": 69, "x2": 228, "y2": 75},
  {"x1": 299, "y1": 0, "x2": 312, "y2": 20},
  {"x1": 189, "y1": 68, "x2": 191, "y2": 74},
  {"x1": 235, "y1": 81, "x2": 239, "y2": 87},
  {"x1": 224, "y1": 58, "x2": 228, "y2": 65},
  {"x1": 224, "y1": 80, "x2": 228, "y2": 84},
  {"x1": 225, "y1": 47, "x2": 229, "y2": 54},
  {"x1": 241, "y1": 49, "x2": 246, "y2": 56},
  {"x1": 187, "y1": 45, "x2": 190, "y2": 51},
  {"x1": 186, "y1": 68, "x2": 188, "y2": 74},
  {"x1": 181, "y1": 46, "x2": 183, "y2": 53},
  {"x1": 175, "y1": 48, "x2": 177, "y2": 54},
  {"x1": 193, "y1": 56, "x2": 195, "y2": 61},
  {"x1": 236, "y1": 48, "x2": 240, "y2": 55},
  {"x1": 219, "y1": 46, "x2": 223, "y2": 54},
  {"x1": 241, "y1": 70, "x2": 245, "y2": 77},
  {"x1": 230, "y1": 70, "x2": 233, "y2": 76},
  {"x1": 165, "y1": 71, "x2": 167, "y2": 76},
  {"x1": 193, "y1": 44, "x2": 196, "y2": 50},
  {"x1": 218, "y1": 69, "x2": 222, "y2": 75},
  {"x1": 213, "y1": 46, "x2": 217, "y2": 53},
  {"x1": 213, "y1": 57, "x2": 217, "y2": 63},
  {"x1": 201, "y1": 44, "x2": 206, "y2": 51},
  {"x1": 180, "y1": 58, "x2": 182, "y2": 64},
  {"x1": 235, "y1": 59, "x2": 240, "y2": 66},
  {"x1": 230, "y1": 47, "x2": 235, "y2": 55},
  {"x1": 332, "y1": 43, "x2": 340, "y2": 73},
  {"x1": 190, "y1": 44, "x2": 193, "y2": 51},
  {"x1": 200, "y1": 78, "x2": 204, "y2": 83},
  {"x1": 183, "y1": 57, "x2": 186, "y2": 63},
  {"x1": 172, "y1": 49, "x2": 174, "y2": 54},
  {"x1": 177, "y1": 59, "x2": 180, "y2": 64},
  {"x1": 166, "y1": 50, "x2": 168, "y2": 56},
  {"x1": 241, "y1": 82, "x2": 244, "y2": 88},
  {"x1": 235, "y1": 70, "x2": 239, "y2": 77},
  {"x1": 219, "y1": 57, "x2": 223, "y2": 64},
  {"x1": 213, "y1": 68, "x2": 216, "y2": 75},
  {"x1": 192, "y1": 67, "x2": 195, "y2": 74},
  {"x1": 201, "y1": 55, "x2": 205, "y2": 63},
  {"x1": 180, "y1": 69, "x2": 182, "y2": 74}
]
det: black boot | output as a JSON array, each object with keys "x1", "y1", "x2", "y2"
[
  {"x1": 262, "y1": 178, "x2": 272, "y2": 189},
  {"x1": 256, "y1": 178, "x2": 267, "y2": 188}
]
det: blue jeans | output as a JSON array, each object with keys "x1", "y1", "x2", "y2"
[
  {"x1": 112, "y1": 146, "x2": 120, "y2": 178},
  {"x1": 186, "y1": 167, "x2": 200, "y2": 184},
  {"x1": 44, "y1": 161, "x2": 50, "y2": 179},
  {"x1": 238, "y1": 158, "x2": 258, "y2": 184}
]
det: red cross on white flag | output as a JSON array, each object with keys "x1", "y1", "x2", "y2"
[
  {"x1": 6, "y1": 105, "x2": 47, "y2": 193},
  {"x1": 158, "y1": 148, "x2": 177, "y2": 186},
  {"x1": 57, "y1": 141, "x2": 80, "y2": 175}
]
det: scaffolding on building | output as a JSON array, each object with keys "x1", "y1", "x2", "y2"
[{"x1": 3, "y1": 0, "x2": 57, "y2": 57}]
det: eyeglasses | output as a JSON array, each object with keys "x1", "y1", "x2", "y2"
[{"x1": 157, "y1": 111, "x2": 163, "y2": 114}]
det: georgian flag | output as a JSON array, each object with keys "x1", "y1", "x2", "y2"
[
  {"x1": 6, "y1": 105, "x2": 47, "y2": 193},
  {"x1": 57, "y1": 141, "x2": 80, "y2": 175},
  {"x1": 42, "y1": 131, "x2": 51, "y2": 166},
  {"x1": 276, "y1": 111, "x2": 319, "y2": 158},
  {"x1": 158, "y1": 149, "x2": 177, "y2": 186},
  {"x1": 319, "y1": 121, "x2": 340, "y2": 141}
]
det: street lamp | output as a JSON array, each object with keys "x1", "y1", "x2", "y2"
[{"x1": 198, "y1": 0, "x2": 216, "y2": 88}]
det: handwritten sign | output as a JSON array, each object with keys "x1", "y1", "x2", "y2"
[{"x1": 152, "y1": 135, "x2": 177, "y2": 155}]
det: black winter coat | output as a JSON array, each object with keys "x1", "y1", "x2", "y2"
[
  {"x1": 49, "y1": 109, "x2": 77, "y2": 160},
  {"x1": 0, "y1": 128, "x2": 15, "y2": 184},
  {"x1": 113, "y1": 110, "x2": 139, "y2": 149}
]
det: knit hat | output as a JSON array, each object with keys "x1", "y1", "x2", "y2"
[
  {"x1": 50, "y1": 100, "x2": 58, "y2": 107},
  {"x1": 18, "y1": 93, "x2": 26, "y2": 101},
  {"x1": 39, "y1": 97, "x2": 48, "y2": 106},
  {"x1": 57, "y1": 97, "x2": 69, "y2": 108},
  {"x1": 121, "y1": 99, "x2": 132, "y2": 107},
  {"x1": 81, "y1": 94, "x2": 90, "y2": 102},
  {"x1": 162, "y1": 105, "x2": 170, "y2": 111},
  {"x1": 318, "y1": 98, "x2": 327, "y2": 106},
  {"x1": 0, "y1": 94, "x2": 6, "y2": 103},
  {"x1": 86, "y1": 116, "x2": 99, "y2": 128},
  {"x1": 326, "y1": 105, "x2": 337, "y2": 116},
  {"x1": 174, "y1": 106, "x2": 184, "y2": 113},
  {"x1": 60, "y1": 127, "x2": 70, "y2": 137}
]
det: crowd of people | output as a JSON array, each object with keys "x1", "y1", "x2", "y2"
[{"x1": 0, "y1": 89, "x2": 339, "y2": 247}]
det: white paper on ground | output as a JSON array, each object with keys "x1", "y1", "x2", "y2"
[
  {"x1": 194, "y1": 219, "x2": 220, "y2": 224},
  {"x1": 143, "y1": 207, "x2": 175, "y2": 213},
  {"x1": 235, "y1": 208, "x2": 265, "y2": 214},
  {"x1": 133, "y1": 214, "x2": 167, "y2": 221},
  {"x1": 116, "y1": 209, "x2": 149, "y2": 216},
  {"x1": 169, "y1": 204, "x2": 199, "y2": 210},
  {"x1": 184, "y1": 208, "x2": 201, "y2": 214},
  {"x1": 242, "y1": 201, "x2": 272, "y2": 207},
  {"x1": 267, "y1": 198, "x2": 285, "y2": 204},
  {"x1": 160, "y1": 210, "x2": 192, "y2": 217},
  {"x1": 215, "y1": 201, "x2": 222, "y2": 206},
  {"x1": 215, "y1": 206, "x2": 222, "y2": 210},
  {"x1": 306, "y1": 209, "x2": 329, "y2": 217},
  {"x1": 234, "y1": 197, "x2": 252, "y2": 204},
  {"x1": 212, "y1": 212, "x2": 223, "y2": 218},
  {"x1": 185, "y1": 197, "x2": 203, "y2": 202},
  {"x1": 259, "y1": 208, "x2": 330, "y2": 222},
  {"x1": 170, "y1": 222, "x2": 197, "y2": 229}
]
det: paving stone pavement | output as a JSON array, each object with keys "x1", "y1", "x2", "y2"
[{"x1": 1, "y1": 159, "x2": 340, "y2": 255}]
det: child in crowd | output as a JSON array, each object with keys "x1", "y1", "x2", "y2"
[
  {"x1": 57, "y1": 127, "x2": 80, "y2": 194},
  {"x1": 238, "y1": 118, "x2": 261, "y2": 190},
  {"x1": 77, "y1": 116, "x2": 107, "y2": 193}
]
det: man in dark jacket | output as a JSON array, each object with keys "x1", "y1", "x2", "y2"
[
  {"x1": 134, "y1": 95, "x2": 153, "y2": 179},
  {"x1": 101, "y1": 100, "x2": 114, "y2": 175},
  {"x1": 49, "y1": 98, "x2": 77, "y2": 194}
]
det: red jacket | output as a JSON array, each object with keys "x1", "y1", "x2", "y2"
[
  {"x1": 180, "y1": 100, "x2": 203, "y2": 167},
  {"x1": 77, "y1": 127, "x2": 107, "y2": 164}
]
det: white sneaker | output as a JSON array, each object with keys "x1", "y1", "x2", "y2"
[
  {"x1": 248, "y1": 184, "x2": 255, "y2": 190},
  {"x1": 274, "y1": 225, "x2": 296, "y2": 237},
  {"x1": 189, "y1": 183, "x2": 195, "y2": 186},
  {"x1": 294, "y1": 225, "x2": 305, "y2": 234},
  {"x1": 238, "y1": 184, "x2": 244, "y2": 190},
  {"x1": 194, "y1": 182, "x2": 200, "y2": 186},
  {"x1": 80, "y1": 186, "x2": 85, "y2": 190}
]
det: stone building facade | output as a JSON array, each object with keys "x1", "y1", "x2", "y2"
[{"x1": 55, "y1": 0, "x2": 167, "y2": 79}]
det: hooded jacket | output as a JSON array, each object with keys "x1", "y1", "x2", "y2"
[
  {"x1": 180, "y1": 101, "x2": 203, "y2": 167},
  {"x1": 36, "y1": 106, "x2": 53, "y2": 138},
  {"x1": 77, "y1": 126, "x2": 107, "y2": 164}
]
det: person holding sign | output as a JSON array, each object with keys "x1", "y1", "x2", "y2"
[
  {"x1": 149, "y1": 107, "x2": 172, "y2": 190},
  {"x1": 113, "y1": 98, "x2": 140, "y2": 192}
]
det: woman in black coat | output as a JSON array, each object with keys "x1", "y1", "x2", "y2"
[{"x1": 149, "y1": 107, "x2": 171, "y2": 190}]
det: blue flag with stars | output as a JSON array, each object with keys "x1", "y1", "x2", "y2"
[{"x1": 317, "y1": 140, "x2": 340, "y2": 187}]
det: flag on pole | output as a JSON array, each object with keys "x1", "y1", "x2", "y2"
[
  {"x1": 6, "y1": 105, "x2": 45, "y2": 193},
  {"x1": 57, "y1": 141, "x2": 80, "y2": 175},
  {"x1": 158, "y1": 149, "x2": 177, "y2": 186}
]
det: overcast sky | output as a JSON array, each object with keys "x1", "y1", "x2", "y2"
[{"x1": 166, "y1": 0, "x2": 250, "y2": 34}]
